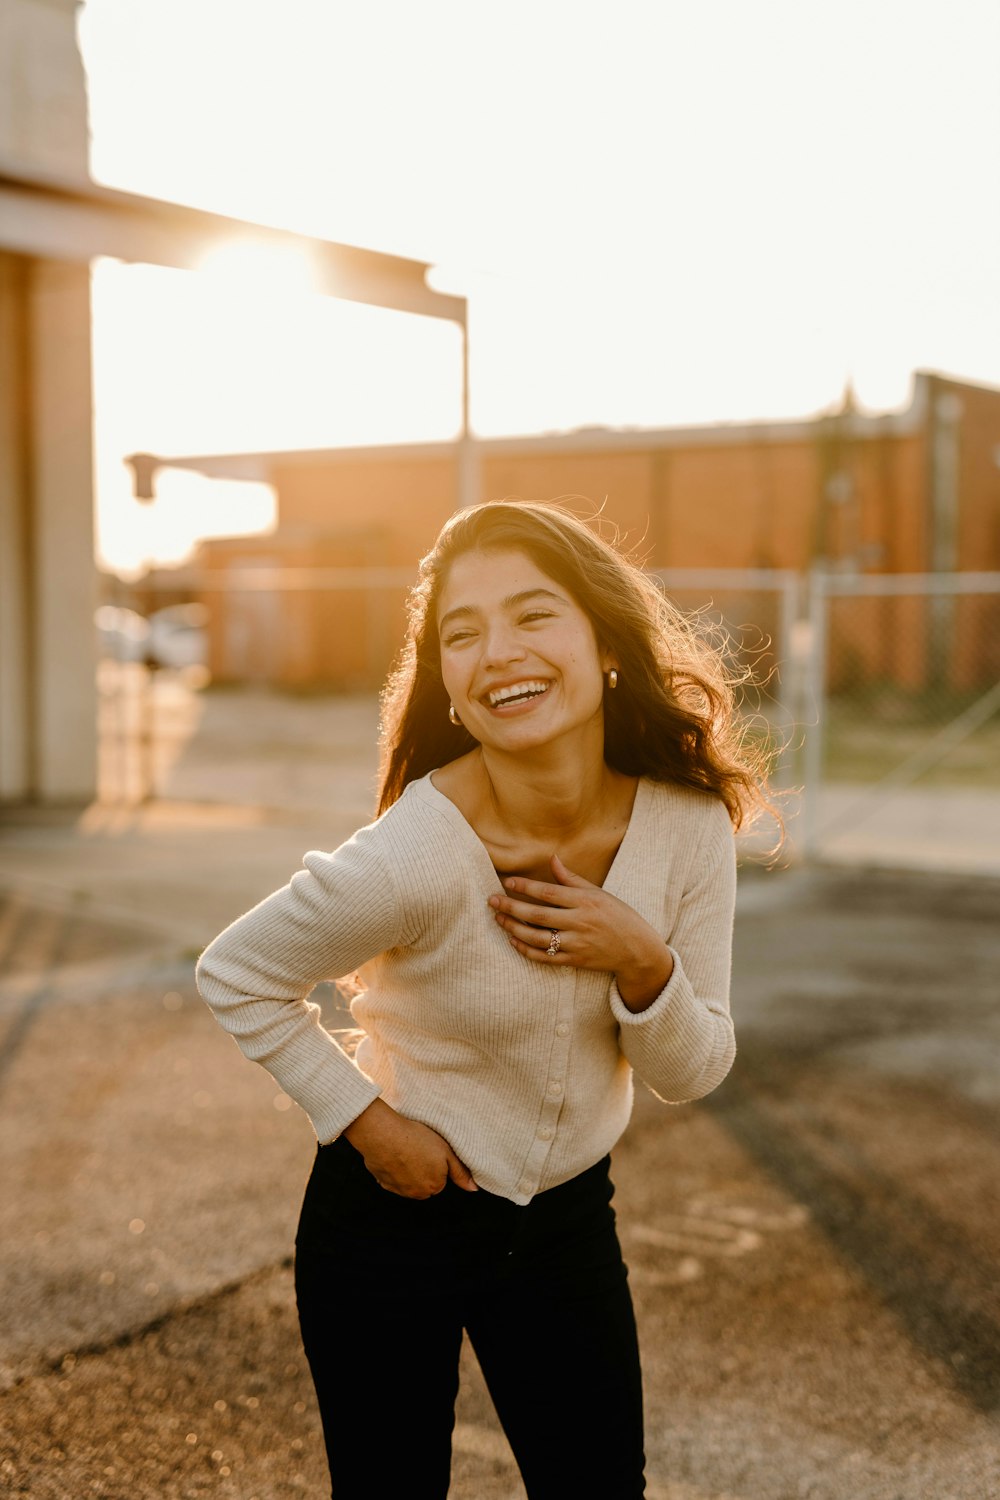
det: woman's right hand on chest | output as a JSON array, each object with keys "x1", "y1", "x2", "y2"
[{"x1": 343, "y1": 1099, "x2": 478, "y2": 1199}]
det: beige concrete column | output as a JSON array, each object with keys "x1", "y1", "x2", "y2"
[
  {"x1": 0, "y1": 252, "x2": 32, "y2": 801},
  {"x1": 28, "y1": 256, "x2": 97, "y2": 801},
  {"x1": 0, "y1": 2, "x2": 95, "y2": 803},
  {"x1": 0, "y1": 0, "x2": 91, "y2": 183}
]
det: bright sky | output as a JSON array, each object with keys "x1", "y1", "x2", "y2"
[{"x1": 78, "y1": 0, "x2": 1000, "y2": 572}]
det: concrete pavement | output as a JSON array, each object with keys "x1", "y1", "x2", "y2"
[{"x1": 1, "y1": 689, "x2": 998, "y2": 1498}]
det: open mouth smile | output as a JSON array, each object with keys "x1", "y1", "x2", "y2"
[{"x1": 485, "y1": 680, "x2": 550, "y2": 710}]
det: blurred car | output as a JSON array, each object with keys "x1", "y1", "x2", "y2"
[
  {"x1": 95, "y1": 603, "x2": 208, "y2": 670},
  {"x1": 147, "y1": 604, "x2": 209, "y2": 669},
  {"x1": 95, "y1": 605, "x2": 151, "y2": 662}
]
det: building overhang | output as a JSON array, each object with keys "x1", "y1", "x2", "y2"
[{"x1": 0, "y1": 157, "x2": 465, "y2": 324}]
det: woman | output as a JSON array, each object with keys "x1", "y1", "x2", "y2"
[{"x1": 196, "y1": 499, "x2": 773, "y2": 1498}]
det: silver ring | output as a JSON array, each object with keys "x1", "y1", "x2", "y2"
[{"x1": 545, "y1": 929, "x2": 561, "y2": 957}]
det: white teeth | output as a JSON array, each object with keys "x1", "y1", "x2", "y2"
[{"x1": 487, "y1": 680, "x2": 549, "y2": 708}]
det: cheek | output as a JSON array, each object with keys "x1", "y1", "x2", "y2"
[
  {"x1": 439, "y1": 651, "x2": 470, "y2": 700},
  {"x1": 569, "y1": 639, "x2": 604, "y2": 688}
]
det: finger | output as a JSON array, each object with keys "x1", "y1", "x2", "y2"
[
  {"x1": 498, "y1": 914, "x2": 566, "y2": 948},
  {"x1": 504, "y1": 931, "x2": 571, "y2": 964},
  {"x1": 447, "y1": 1153, "x2": 479, "y2": 1193},
  {"x1": 550, "y1": 853, "x2": 597, "y2": 888},
  {"x1": 500, "y1": 875, "x2": 577, "y2": 907},
  {"x1": 376, "y1": 1176, "x2": 433, "y2": 1199},
  {"x1": 492, "y1": 895, "x2": 576, "y2": 927}
]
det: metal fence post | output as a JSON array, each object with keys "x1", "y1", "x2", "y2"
[
  {"x1": 774, "y1": 570, "x2": 802, "y2": 791},
  {"x1": 802, "y1": 568, "x2": 828, "y2": 860}
]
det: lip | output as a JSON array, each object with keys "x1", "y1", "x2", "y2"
[{"x1": 480, "y1": 678, "x2": 552, "y2": 712}]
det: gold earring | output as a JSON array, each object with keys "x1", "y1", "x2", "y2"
[
  {"x1": 448, "y1": 704, "x2": 461, "y2": 726},
  {"x1": 608, "y1": 669, "x2": 619, "y2": 689}
]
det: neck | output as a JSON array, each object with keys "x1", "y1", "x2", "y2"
[{"x1": 476, "y1": 733, "x2": 614, "y2": 837}]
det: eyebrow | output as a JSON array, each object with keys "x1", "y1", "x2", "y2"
[{"x1": 438, "y1": 588, "x2": 566, "y2": 634}]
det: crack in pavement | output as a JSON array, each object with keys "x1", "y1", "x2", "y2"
[{"x1": 2, "y1": 1256, "x2": 293, "y2": 1397}]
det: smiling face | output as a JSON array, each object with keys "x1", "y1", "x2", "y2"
[{"x1": 436, "y1": 548, "x2": 615, "y2": 759}]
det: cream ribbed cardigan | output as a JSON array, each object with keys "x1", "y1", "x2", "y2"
[{"x1": 196, "y1": 773, "x2": 737, "y2": 1204}]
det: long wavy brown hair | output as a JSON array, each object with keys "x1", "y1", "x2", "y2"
[{"x1": 378, "y1": 499, "x2": 778, "y2": 833}]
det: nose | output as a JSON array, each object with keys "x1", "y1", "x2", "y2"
[{"x1": 481, "y1": 617, "x2": 526, "y2": 668}]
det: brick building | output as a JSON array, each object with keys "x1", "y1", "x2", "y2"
[{"x1": 144, "y1": 369, "x2": 1000, "y2": 692}]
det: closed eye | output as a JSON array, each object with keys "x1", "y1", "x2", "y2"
[{"x1": 519, "y1": 609, "x2": 554, "y2": 624}]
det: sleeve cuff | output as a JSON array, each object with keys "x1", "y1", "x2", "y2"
[
  {"x1": 609, "y1": 946, "x2": 684, "y2": 1026},
  {"x1": 307, "y1": 1071, "x2": 383, "y2": 1146}
]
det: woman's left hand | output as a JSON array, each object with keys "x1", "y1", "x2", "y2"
[{"x1": 488, "y1": 854, "x2": 674, "y2": 1013}]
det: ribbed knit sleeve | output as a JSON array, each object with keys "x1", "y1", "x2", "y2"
[
  {"x1": 195, "y1": 826, "x2": 409, "y2": 1143},
  {"x1": 608, "y1": 802, "x2": 736, "y2": 1103}
]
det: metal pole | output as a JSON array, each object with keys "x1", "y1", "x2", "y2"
[
  {"x1": 112, "y1": 575, "x2": 128, "y2": 805},
  {"x1": 457, "y1": 314, "x2": 478, "y2": 511},
  {"x1": 802, "y1": 569, "x2": 828, "y2": 860},
  {"x1": 139, "y1": 659, "x2": 157, "y2": 803},
  {"x1": 774, "y1": 571, "x2": 801, "y2": 791}
]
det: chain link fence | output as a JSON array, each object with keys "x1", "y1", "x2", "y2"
[
  {"x1": 801, "y1": 572, "x2": 1000, "y2": 865},
  {"x1": 96, "y1": 567, "x2": 1000, "y2": 870}
]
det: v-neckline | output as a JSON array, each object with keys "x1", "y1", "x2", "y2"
[{"x1": 417, "y1": 771, "x2": 652, "y2": 900}]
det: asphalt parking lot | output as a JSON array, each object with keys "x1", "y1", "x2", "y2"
[{"x1": 1, "y1": 690, "x2": 998, "y2": 1499}]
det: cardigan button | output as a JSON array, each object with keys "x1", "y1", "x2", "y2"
[
  {"x1": 555, "y1": 1022, "x2": 570, "y2": 1037},
  {"x1": 547, "y1": 1080, "x2": 563, "y2": 1097}
]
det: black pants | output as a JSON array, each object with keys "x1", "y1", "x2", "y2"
[{"x1": 294, "y1": 1137, "x2": 646, "y2": 1499}]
